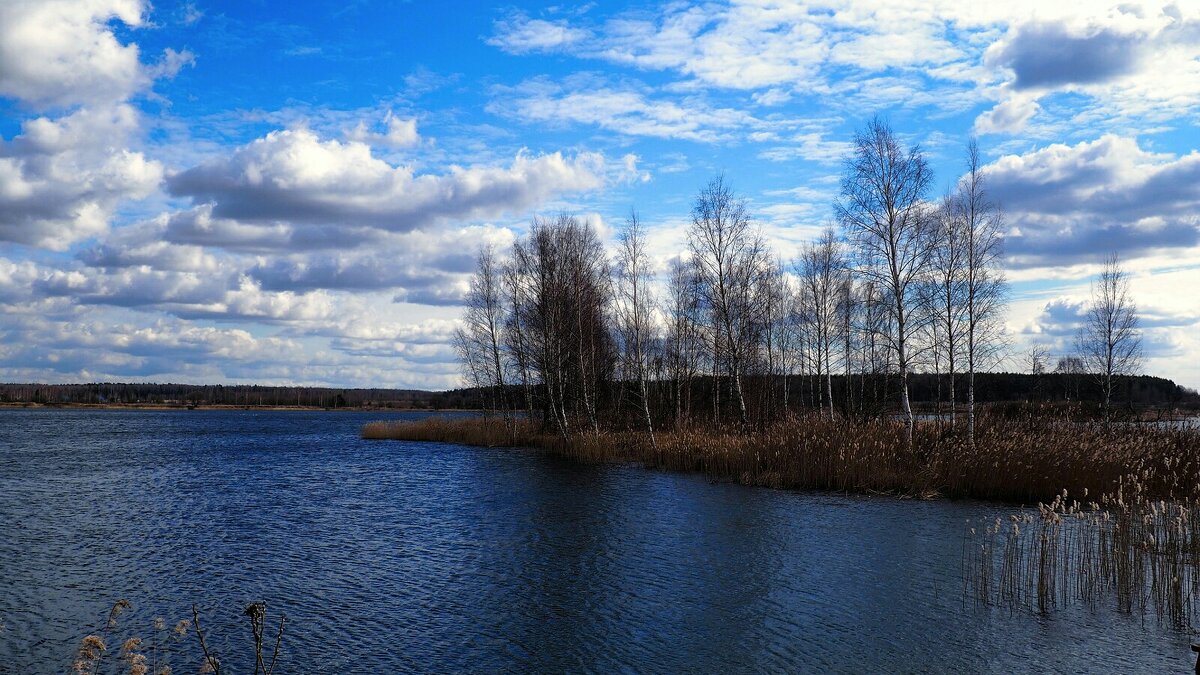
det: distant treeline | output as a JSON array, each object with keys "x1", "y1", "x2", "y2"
[
  {"x1": 439, "y1": 371, "x2": 1198, "y2": 416},
  {"x1": 5, "y1": 372, "x2": 1190, "y2": 413},
  {"x1": 0, "y1": 382, "x2": 469, "y2": 409}
]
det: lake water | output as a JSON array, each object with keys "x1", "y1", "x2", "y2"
[{"x1": 0, "y1": 408, "x2": 1194, "y2": 673}]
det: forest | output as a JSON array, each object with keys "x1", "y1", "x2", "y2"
[{"x1": 0, "y1": 382, "x2": 451, "y2": 409}]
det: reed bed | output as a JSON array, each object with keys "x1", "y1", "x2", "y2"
[
  {"x1": 366, "y1": 411, "x2": 1200, "y2": 623},
  {"x1": 362, "y1": 412, "x2": 1200, "y2": 503},
  {"x1": 964, "y1": 479, "x2": 1200, "y2": 626}
]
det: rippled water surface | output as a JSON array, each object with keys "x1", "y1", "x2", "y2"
[{"x1": 0, "y1": 408, "x2": 1194, "y2": 672}]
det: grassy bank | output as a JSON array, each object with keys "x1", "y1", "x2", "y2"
[{"x1": 362, "y1": 411, "x2": 1200, "y2": 504}]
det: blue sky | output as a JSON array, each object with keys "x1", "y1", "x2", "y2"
[{"x1": 2, "y1": 0, "x2": 1199, "y2": 389}]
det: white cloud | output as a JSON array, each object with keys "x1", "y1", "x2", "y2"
[
  {"x1": 489, "y1": 77, "x2": 764, "y2": 143},
  {"x1": 167, "y1": 128, "x2": 627, "y2": 247},
  {"x1": 973, "y1": 94, "x2": 1041, "y2": 134},
  {"x1": 489, "y1": 2, "x2": 1200, "y2": 132},
  {"x1": 488, "y1": 14, "x2": 591, "y2": 54},
  {"x1": 984, "y1": 135, "x2": 1200, "y2": 269},
  {"x1": 0, "y1": 105, "x2": 164, "y2": 250},
  {"x1": 347, "y1": 111, "x2": 421, "y2": 149},
  {"x1": 0, "y1": 0, "x2": 190, "y2": 108}
]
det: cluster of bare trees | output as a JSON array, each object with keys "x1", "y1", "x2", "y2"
[
  {"x1": 456, "y1": 118, "x2": 1016, "y2": 444},
  {"x1": 1022, "y1": 255, "x2": 1143, "y2": 413}
]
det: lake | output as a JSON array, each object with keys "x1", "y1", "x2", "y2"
[{"x1": 0, "y1": 408, "x2": 1193, "y2": 672}]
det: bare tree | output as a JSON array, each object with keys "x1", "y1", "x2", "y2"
[
  {"x1": 928, "y1": 192, "x2": 967, "y2": 426},
  {"x1": 836, "y1": 275, "x2": 858, "y2": 415},
  {"x1": 836, "y1": 117, "x2": 934, "y2": 443},
  {"x1": 614, "y1": 211, "x2": 658, "y2": 448},
  {"x1": 665, "y1": 258, "x2": 703, "y2": 426},
  {"x1": 507, "y1": 215, "x2": 615, "y2": 439},
  {"x1": 1026, "y1": 344, "x2": 1050, "y2": 375},
  {"x1": 1077, "y1": 254, "x2": 1142, "y2": 414},
  {"x1": 1024, "y1": 343, "x2": 1050, "y2": 402},
  {"x1": 958, "y1": 140, "x2": 1007, "y2": 445},
  {"x1": 457, "y1": 245, "x2": 507, "y2": 415},
  {"x1": 1056, "y1": 354, "x2": 1085, "y2": 402},
  {"x1": 797, "y1": 227, "x2": 845, "y2": 419},
  {"x1": 502, "y1": 262, "x2": 535, "y2": 418},
  {"x1": 688, "y1": 175, "x2": 769, "y2": 427}
]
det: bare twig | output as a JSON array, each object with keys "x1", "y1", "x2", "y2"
[{"x1": 192, "y1": 604, "x2": 221, "y2": 675}]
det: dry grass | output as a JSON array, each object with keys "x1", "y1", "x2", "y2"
[
  {"x1": 362, "y1": 416, "x2": 541, "y2": 447},
  {"x1": 362, "y1": 412, "x2": 1200, "y2": 503}
]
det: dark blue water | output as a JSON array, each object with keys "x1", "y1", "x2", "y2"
[{"x1": 0, "y1": 409, "x2": 1194, "y2": 673}]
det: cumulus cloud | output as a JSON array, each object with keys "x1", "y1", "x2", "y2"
[
  {"x1": 247, "y1": 225, "x2": 514, "y2": 304},
  {"x1": 1023, "y1": 298, "x2": 1088, "y2": 339},
  {"x1": 0, "y1": 105, "x2": 164, "y2": 250},
  {"x1": 0, "y1": 303, "x2": 465, "y2": 387},
  {"x1": 0, "y1": 0, "x2": 191, "y2": 108},
  {"x1": 0, "y1": 311, "x2": 303, "y2": 380},
  {"x1": 0, "y1": 1, "x2": 196, "y2": 251},
  {"x1": 984, "y1": 135, "x2": 1200, "y2": 269},
  {"x1": 28, "y1": 254, "x2": 336, "y2": 323},
  {"x1": 0, "y1": 0, "x2": 144, "y2": 107},
  {"x1": 988, "y1": 22, "x2": 1143, "y2": 90},
  {"x1": 167, "y1": 129, "x2": 625, "y2": 247},
  {"x1": 78, "y1": 217, "x2": 220, "y2": 273}
]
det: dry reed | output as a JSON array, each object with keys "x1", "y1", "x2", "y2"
[
  {"x1": 366, "y1": 411, "x2": 1200, "y2": 623},
  {"x1": 70, "y1": 599, "x2": 282, "y2": 674},
  {"x1": 361, "y1": 413, "x2": 1200, "y2": 503}
]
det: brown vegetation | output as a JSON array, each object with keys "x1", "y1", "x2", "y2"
[
  {"x1": 71, "y1": 599, "x2": 283, "y2": 675},
  {"x1": 362, "y1": 409, "x2": 1200, "y2": 504},
  {"x1": 965, "y1": 473, "x2": 1200, "y2": 627}
]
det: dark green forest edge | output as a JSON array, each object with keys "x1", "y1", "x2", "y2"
[
  {"x1": 365, "y1": 121, "x2": 1200, "y2": 621},
  {"x1": 3, "y1": 371, "x2": 1194, "y2": 411},
  {"x1": 0, "y1": 382, "x2": 452, "y2": 409}
]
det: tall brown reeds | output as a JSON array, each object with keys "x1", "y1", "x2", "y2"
[
  {"x1": 362, "y1": 412, "x2": 1200, "y2": 503},
  {"x1": 965, "y1": 477, "x2": 1200, "y2": 626}
]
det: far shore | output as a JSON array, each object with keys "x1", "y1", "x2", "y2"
[{"x1": 0, "y1": 401, "x2": 480, "y2": 412}]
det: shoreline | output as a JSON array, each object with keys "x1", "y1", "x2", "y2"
[
  {"x1": 0, "y1": 402, "x2": 480, "y2": 412},
  {"x1": 361, "y1": 414, "x2": 1200, "y2": 505}
]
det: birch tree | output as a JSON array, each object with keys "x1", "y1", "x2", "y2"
[
  {"x1": 458, "y1": 245, "x2": 507, "y2": 414},
  {"x1": 665, "y1": 258, "x2": 703, "y2": 426},
  {"x1": 1077, "y1": 254, "x2": 1141, "y2": 415},
  {"x1": 614, "y1": 211, "x2": 658, "y2": 448},
  {"x1": 958, "y1": 140, "x2": 1007, "y2": 445},
  {"x1": 929, "y1": 193, "x2": 968, "y2": 426},
  {"x1": 797, "y1": 227, "x2": 844, "y2": 419},
  {"x1": 688, "y1": 175, "x2": 768, "y2": 427},
  {"x1": 836, "y1": 117, "x2": 934, "y2": 443}
]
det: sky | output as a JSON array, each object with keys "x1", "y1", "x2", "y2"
[{"x1": 1, "y1": 0, "x2": 1199, "y2": 391}]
